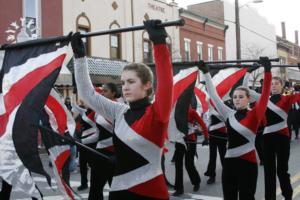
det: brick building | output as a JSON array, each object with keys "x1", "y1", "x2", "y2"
[
  {"x1": 277, "y1": 22, "x2": 300, "y2": 82},
  {"x1": 0, "y1": 0, "x2": 63, "y2": 43},
  {"x1": 0, "y1": 0, "x2": 180, "y2": 98},
  {"x1": 179, "y1": 8, "x2": 227, "y2": 62}
]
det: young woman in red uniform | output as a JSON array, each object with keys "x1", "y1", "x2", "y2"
[
  {"x1": 71, "y1": 20, "x2": 173, "y2": 200},
  {"x1": 243, "y1": 65, "x2": 300, "y2": 200},
  {"x1": 199, "y1": 59, "x2": 272, "y2": 200}
]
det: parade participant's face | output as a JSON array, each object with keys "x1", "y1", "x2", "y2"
[
  {"x1": 121, "y1": 70, "x2": 151, "y2": 102},
  {"x1": 233, "y1": 89, "x2": 249, "y2": 110},
  {"x1": 271, "y1": 79, "x2": 283, "y2": 95},
  {"x1": 101, "y1": 85, "x2": 116, "y2": 100}
]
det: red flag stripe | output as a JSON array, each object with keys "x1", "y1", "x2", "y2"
[
  {"x1": 0, "y1": 54, "x2": 66, "y2": 137},
  {"x1": 54, "y1": 149, "x2": 70, "y2": 174},
  {"x1": 62, "y1": 181, "x2": 76, "y2": 200},
  {"x1": 172, "y1": 71, "x2": 198, "y2": 106},
  {"x1": 2, "y1": 47, "x2": 67, "y2": 95},
  {"x1": 216, "y1": 68, "x2": 248, "y2": 98},
  {"x1": 53, "y1": 148, "x2": 76, "y2": 199},
  {"x1": 194, "y1": 87, "x2": 208, "y2": 113},
  {"x1": 46, "y1": 95, "x2": 67, "y2": 134}
]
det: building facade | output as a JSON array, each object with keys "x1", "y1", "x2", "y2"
[
  {"x1": 187, "y1": 0, "x2": 277, "y2": 60},
  {"x1": 179, "y1": 8, "x2": 227, "y2": 62},
  {"x1": 0, "y1": 0, "x2": 63, "y2": 43},
  {"x1": 0, "y1": 0, "x2": 180, "y2": 62},
  {"x1": 277, "y1": 22, "x2": 300, "y2": 82},
  {"x1": 62, "y1": 0, "x2": 180, "y2": 63},
  {"x1": 0, "y1": 0, "x2": 181, "y2": 97}
]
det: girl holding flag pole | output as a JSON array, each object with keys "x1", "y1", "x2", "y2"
[
  {"x1": 72, "y1": 19, "x2": 173, "y2": 200},
  {"x1": 199, "y1": 58, "x2": 272, "y2": 200}
]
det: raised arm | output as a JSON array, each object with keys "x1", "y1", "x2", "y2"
[
  {"x1": 152, "y1": 45, "x2": 173, "y2": 122},
  {"x1": 71, "y1": 103, "x2": 86, "y2": 116},
  {"x1": 243, "y1": 66, "x2": 261, "y2": 100},
  {"x1": 199, "y1": 64, "x2": 232, "y2": 119},
  {"x1": 242, "y1": 71, "x2": 251, "y2": 87},
  {"x1": 71, "y1": 33, "x2": 125, "y2": 121},
  {"x1": 252, "y1": 58, "x2": 272, "y2": 120},
  {"x1": 144, "y1": 20, "x2": 173, "y2": 123}
]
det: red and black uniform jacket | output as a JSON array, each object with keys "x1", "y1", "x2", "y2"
[
  {"x1": 243, "y1": 72, "x2": 300, "y2": 138},
  {"x1": 75, "y1": 43, "x2": 173, "y2": 199},
  {"x1": 204, "y1": 70, "x2": 272, "y2": 163}
]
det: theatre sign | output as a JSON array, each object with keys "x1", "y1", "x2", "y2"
[{"x1": 148, "y1": 3, "x2": 165, "y2": 13}]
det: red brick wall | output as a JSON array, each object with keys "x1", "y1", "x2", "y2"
[
  {"x1": 41, "y1": 0, "x2": 63, "y2": 37},
  {"x1": 180, "y1": 16, "x2": 226, "y2": 61},
  {"x1": 0, "y1": 0, "x2": 22, "y2": 44}
]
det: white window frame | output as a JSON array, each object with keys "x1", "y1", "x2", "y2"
[
  {"x1": 143, "y1": 39, "x2": 153, "y2": 63},
  {"x1": 196, "y1": 41, "x2": 203, "y2": 60},
  {"x1": 184, "y1": 38, "x2": 191, "y2": 61},
  {"x1": 217, "y1": 47, "x2": 223, "y2": 61},
  {"x1": 208, "y1": 44, "x2": 214, "y2": 61},
  {"x1": 23, "y1": 0, "x2": 41, "y2": 37}
]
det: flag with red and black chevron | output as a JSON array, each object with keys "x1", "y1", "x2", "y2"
[
  {"x1": 0, "y1": 41, "x2": 68, "y2": 198},
  {"x1": 41, "y1": 89, "x2": 81, "y2": 200},
  {"x1": 193, "y1": 67, "x2": 249, "y2": 112},
  {"x1": 168, "y1": 67, "x2": 199, "y2": 144},
  {"x1": 211, "y1": 67, "x2": 248, "y2": 101}
]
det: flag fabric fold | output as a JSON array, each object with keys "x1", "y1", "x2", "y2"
[
  {"x1": 41, "y1": 89, "x2": 81, "y2": 200},
  {"x1": 0, "y1": 41, "x2": 68, "y2": 199},
  {"x1": 211, "y1": 67, "x2": 248, "y2": 101},
  {"x1": 168, "y1": 67, "x2": 199, "y2": 144}
]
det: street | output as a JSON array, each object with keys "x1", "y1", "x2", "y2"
[{"x1": 5, "y1": 134, "x2": 300, "y2": 200}]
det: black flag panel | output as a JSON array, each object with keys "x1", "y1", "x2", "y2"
[{"x1": 0, "y1": 41, "x2": 68, "y2": 198}]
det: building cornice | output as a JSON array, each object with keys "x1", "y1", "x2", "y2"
[{"x1": 179, "y1": 8, "x2": 226, "y2": 30}]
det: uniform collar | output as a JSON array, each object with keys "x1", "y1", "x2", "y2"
[
  {"x1": 129, "y1": 97, "x2": 151, "y2": 110},
  {"x1": 236, "y1": 108, "x2": 248, "y2": 114}
]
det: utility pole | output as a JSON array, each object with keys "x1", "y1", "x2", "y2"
[{"x1": 235, "y1": 0, "x2": 241, "y2": 60}]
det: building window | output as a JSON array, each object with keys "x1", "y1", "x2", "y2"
[
  {"x1": 76, "y1": 13, "x2": 91, "y2": 56},
  {"x1": 184, "y1": 38, "x2": 191, "y2": 61},
  {"x1": 78, "y1": 26, "x2": 91, "y2": 56},
  {"x1": 23, "y1": 0, "x2": 39, "y2": 37},
  {"x1": 196, "y1": 41, "x2": 203, "y2": 60},
  {"x1": 208, "y1": 44, "x2": 214, "y2": 61},
  {"x1": 143, "y1": 39, "x2": 153, "y2": 63},
  {"x1": 218, "y1": 47, "x2": 223, "y2": 61},
  {"x1": 110, "y1": 34, "x2": 121, "y2": 59},
  {"x1": 109, "y1": 21, "x2": 122, "y2": 60},
  {"x1": 279, "y1": 57, "x2": 286, "y2": 65}
]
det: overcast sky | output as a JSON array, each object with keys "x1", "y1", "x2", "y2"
[{"x1": 171, "y1": 0, "x2": 300, "y2": 43}]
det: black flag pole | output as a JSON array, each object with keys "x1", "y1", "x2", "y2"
[
  {"x1": 37, "y1": 125, "x2": 114, "y2": 163},
  {"x1": 82, "y1": 18, "x2": 185, "y2": 38},
  {"x1": 148, "y1": 58, "x2": 280, "y2": 68},
  {"x1": 205, "y1": 63, "x2": 300, "y2": 70},
  {"x1": 0, "y1": 19, "x2": 185, "y2": 50},
  {"x1": 205, "y1": 58, "x2": 279, "y2": 64},
  {"x1": 272, "y1": 64, "x2": 300, "y2": 68}
]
